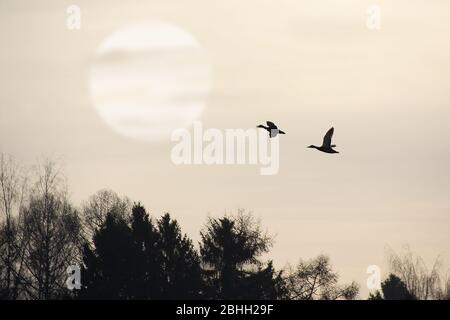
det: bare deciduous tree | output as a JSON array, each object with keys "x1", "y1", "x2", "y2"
[
  {"x1": 283, "y1": 255, "x2": 359, "y2": 300},
  {"x1": 18, "y1": 159, "x2": 82, "y2": 299},
  {"x1": 0, "y1": 153, "x2": 28, "y2": 299},
  {"x1": 81, "y1": 189, "x2": 131, "y2": 240},
  {"x1": 387, "y1": 246, "x2": 449, "y2": 300}
]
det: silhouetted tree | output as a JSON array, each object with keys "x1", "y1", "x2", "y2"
[
  {"x1": 283, "y1": 255, "x2": 359, "y2": 300},
  {"x1": 367, "y1": 290, "x2": 383, "y2": 300},
  {"x1": 368, "y1": 274, "x2": 417, "y2": 300},
  {"x1": 0, "y1": 215, "x2": 28, "y2": 299},
  {"x1": 0, "y1": 153, "x2": 27, "y2": 299},
  {"x1": 381, "y1": 274, "x2": 415, "y2": 300},
  {"x1": 80, "y1": 205, "x2": 203, "y2": 299},
  {"x1": 200, "y1": 211, "x2": 276, "y2": 299},
  {"x1": 240, "y1": 261, "x2": 286, "y2": 299},
  {"x1": 81, "y1": 189, "x2": 131, "y2": 241},
  {"x1": 19, "y1": 160, "x2": 82, "y2": 299},
  {"x1": 128, "y1": 203, "x2": 161, "y2": 299},
  {"x1": 156, "y1": 213, "x2": 203, "y2": 299},
  {"x1": 80, "y1": 212, "x2": 135, "y2": 299},
  {"x1": 387, "y1": 246, "x2": 448, "y2": 300}
]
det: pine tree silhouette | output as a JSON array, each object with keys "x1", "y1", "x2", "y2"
[
  {"x1": 80, "y1": 213, "x2": 135, "y2": 299},
  {"x1": 156, "y1": 213, "x2": 203, "y2": 299},
  {"x1": 381, "y1": 274, "x2": 415, "y2": 300},
  {"x1": 199, "y1": 212, "x2": 276, "y2": 299}
]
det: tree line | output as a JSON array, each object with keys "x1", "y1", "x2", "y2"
[
  {"x1": 369, "y1": 247, "x2": 450, "y2": 300},
  {"x1": 0, "y1": 154, "x2": 448, "y2": 300}
]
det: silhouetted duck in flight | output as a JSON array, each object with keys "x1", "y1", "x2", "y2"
[
  {"x1": 257, "y1": 121, "x2": 285, "y2": 138},
  {"x1": 308, "y1": 127, "x2": 339, "y2": 153}
]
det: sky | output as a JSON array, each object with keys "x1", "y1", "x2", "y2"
[{"x1": 1, "y1": 0, "x2": 449, "y2": 297}]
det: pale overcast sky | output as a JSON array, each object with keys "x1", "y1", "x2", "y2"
[{"x1": 1, "y1": 0, "x2": 449, "y2": 297}]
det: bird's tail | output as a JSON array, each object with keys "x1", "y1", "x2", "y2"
[{"x1": 331, "y1": 145, "x2": 336, "y2": 147}]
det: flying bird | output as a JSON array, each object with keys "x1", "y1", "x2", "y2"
[
  {"x1": 257, "y1": 121, "x2": 285, "y2": 138},
  {"x1": 308, "y1": 127, "x2": 339, "y2": 153}
]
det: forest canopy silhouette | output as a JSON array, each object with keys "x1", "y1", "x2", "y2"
[{"x1": 0, "y1": 155, "x2": 448, "y2": 300}]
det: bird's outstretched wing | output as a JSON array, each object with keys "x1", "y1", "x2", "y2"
[
  {"x1": 322, "y1": 127, "x2": 334, "y2": 147},
  {"x1": 266, "y1": 121, "x2": 277, "y2": 129}
]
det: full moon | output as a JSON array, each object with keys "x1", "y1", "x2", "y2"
[{"x1": 89, "y1": 21, "x2": 211, "y2": 142}]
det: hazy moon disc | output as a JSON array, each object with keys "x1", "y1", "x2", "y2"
[{"x1": 89, "y1": 22, "x2": 211, "y2": 142}]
